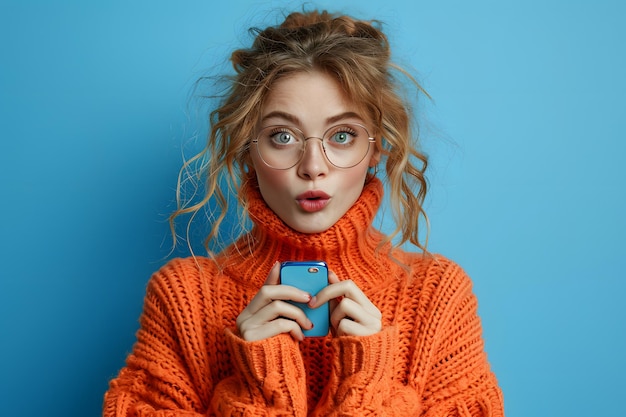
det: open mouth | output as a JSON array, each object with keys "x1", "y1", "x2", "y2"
[
  {"x1": 296, "y1": 191, "x2": 330, "y2": 212},
  {"x1": 297, "y1": 190, "x2": 330, "y2": 200}
]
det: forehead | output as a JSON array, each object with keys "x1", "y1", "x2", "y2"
[{"x1": 261, "y1": 71, "x2": 365, "y2": 125}]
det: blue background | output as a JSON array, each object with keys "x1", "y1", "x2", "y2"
[{"x1": 1, "y1": 0, "x2": 624, "y2": 415}]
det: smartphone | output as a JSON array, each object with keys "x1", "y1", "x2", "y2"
[{"x1": 280, "y1": 260, "x2": 330, "y2": 337}]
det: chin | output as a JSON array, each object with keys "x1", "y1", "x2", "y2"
[
  {"x1": 291, "y1": 225, "x2": 332, "y2": 234},
  {"x1": 288, "y1": 218, "x2": 335, "y2": 234}
]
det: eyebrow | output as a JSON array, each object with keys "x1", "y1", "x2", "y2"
[{"x1": 261, "y1": 111, "x2": 365, "y2": 126}]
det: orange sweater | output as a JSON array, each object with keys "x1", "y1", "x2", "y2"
[{"x1": 104, "y1": 178, "x2": 504, "y2": 416}]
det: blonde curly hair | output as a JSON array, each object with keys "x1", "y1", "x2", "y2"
[{"x1": 171, "y1": 10, "x2": 429, "y2": 256}]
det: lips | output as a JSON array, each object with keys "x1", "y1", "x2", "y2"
[{"x1": 296, "y1": 190, "x2": 331, "y2": 213}]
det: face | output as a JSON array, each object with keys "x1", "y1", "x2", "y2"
[{"x1": 250, "y1": 70, "x2": 380, "y2": 234}]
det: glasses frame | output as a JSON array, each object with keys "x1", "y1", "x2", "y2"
[{"x1": 251, "y1": 123, "x2": 376, "y2": 170}]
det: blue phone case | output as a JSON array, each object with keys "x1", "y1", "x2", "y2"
[{"x1": 280, "y1": 261, "x2": 329, "y2": 337}]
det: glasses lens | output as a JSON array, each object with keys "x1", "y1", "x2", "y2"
[
  {"x1": 322, "y1": 124, "x2": 372, "y2": 168},
  {"x1": 254, "y1": 124, "x2": 372, "y2": 169},
  {"x1": 255, "y1": 126, "x2": 304, "y2": 169}
]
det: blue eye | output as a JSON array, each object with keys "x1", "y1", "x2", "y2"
[
  {"x1": 328, "y1": 128, "x2": 357, "y2": 146},
  {"x1": 276, "y1": 132, "x2": 292, "y2": 143},
  {"x1": 333, "y1": 132, "x2": 350, "y2": 143}
]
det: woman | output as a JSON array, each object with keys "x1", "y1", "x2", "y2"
[{"x1": 104, "y1": 10, "x2": 504, "y2": 416}]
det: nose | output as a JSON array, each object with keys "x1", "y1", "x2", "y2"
[{"x1": 297, "y1": 137, "x2": 329, "y2": 179}]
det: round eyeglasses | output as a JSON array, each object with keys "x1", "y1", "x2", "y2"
[{"x1": 252, "y1": 123, "x2": 375, "y2": 170}]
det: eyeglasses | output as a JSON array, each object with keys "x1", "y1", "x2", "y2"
[{"x1": 252, "y1": 123, "x2": 375, "y2": 169}]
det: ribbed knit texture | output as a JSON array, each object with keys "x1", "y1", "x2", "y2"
[{"x1": 104, "y1": 178, "x2": 504, "y2": 416}]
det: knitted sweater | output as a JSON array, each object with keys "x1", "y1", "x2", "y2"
[{"x1": 104, "y1": 178, "x2": 504, "y2": 416}]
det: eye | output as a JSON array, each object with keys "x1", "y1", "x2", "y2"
[
  {"x1": 269, "y1": 128, "x2": 298, "y2": 145},
  {"x1": 332, "y1": 131, "x2": 351, "y2": 144},
  {"x1": 327, "y1": 126, "x2": 358, "y2": 146}
]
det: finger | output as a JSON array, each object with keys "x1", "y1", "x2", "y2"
[
  {"x1": 311, "y1": 280, "x2": 380, "y2": 318},
  {"x1": 244, "y1": 284, "x2": 311, "y2": 319},
  {"x1": 240, "y1": 317, "x2": 306, "y2": 342},
  {"x1": 238, "y1": 300, "x2": 313, "y2": 341},
  {"x1": 264, "y1": 261, "x2": 281, "y2": 285},
  {"x1": 254, "y1": 300, "x2": 313, "y2": 330},
  {"x1": 327, "y1": 270, "x2": 340, "y2": 312},
  {"x1": 330, "y1": 297, "x2": 378, "y2": 327},
  {"x1": 331, "y1": 298, "x2": 382, "y2": 337},
  {"x1": 308, "y1": 270, "x2": 341, "y2": 308},
  {"x1": 330, "y1": 297, "x2": 357, "y2": 328},
  {"x1": 335, "y1": 317, "x2": 375, "y2": 337},
  {"x1": 328, "y1": 270, "x2": 340, "y2": 285}
]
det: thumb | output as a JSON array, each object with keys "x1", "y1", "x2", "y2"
[
  {"x1": 264, "y1": 261, "x2": 281, "y2": 285},
  {"x1": 327, "y1": 270, "x2": 341, "y2": 311},
  {"x1": 328, "y1": 270, "x2": 340, "y2": 285}
]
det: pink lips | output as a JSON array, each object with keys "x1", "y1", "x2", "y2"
[{"x1": 296, "y1": 190, "x2": 330, "y2": 213}]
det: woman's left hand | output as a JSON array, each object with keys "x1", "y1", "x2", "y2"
[{"x1": 309, "y1": 271, "x2": 382, "y2": 337}]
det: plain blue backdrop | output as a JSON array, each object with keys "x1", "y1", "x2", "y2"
[{"x1": 1, "y1": 0, "x2": 624, "y2": 415}]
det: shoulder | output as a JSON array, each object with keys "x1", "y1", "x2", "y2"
[
  {"x1": 138, "y1": 257, "x2": 223, "y2": 326},
  {"x1": 153, "y1": 256, "x2": 218, "y2": 278},
  {"x1": 145, "y1": 256, "x2": 220, "y2": 301},
  {"x1": 401, "y1": 253, "x2": 475, "y2": 306},
  {"x1": 406, "y1": 253, "x2": 471, "y2": 282}
]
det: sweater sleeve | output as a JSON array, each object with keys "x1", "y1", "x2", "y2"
[
  {"x1": 103, "y1": 261, "x2": 212, "y2": 416},
  {"x1": 418, "y1": 261, "x2": 504, "y2": 417},
  {"x1": 311, "y1": 259, "x2": 504, "y2": 417},
  {"x1": 103, "y1": 259, "x2": 309, "y2": 417},
  {"x1": 310, "y1": 327, "x2": 422, "y2": 416},
  {"x1": 210, "y1": 329, "x2": 308, "y2": 416}
]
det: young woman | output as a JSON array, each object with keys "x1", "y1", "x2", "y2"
[{"x1": 104, "y1": 10, "x2": 504, "y2": 416}]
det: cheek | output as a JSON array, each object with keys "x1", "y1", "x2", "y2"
[
  {"x1": 251, "y1": 153, "x2": 270, "y2": 183},
  {"x1": 252, "y1": 161, "x2": 291, "y2": 203},
  {"x1": 348, "y1": 160, "x2": 373, "y2": 184},
  {"x1": 337, "y1": 166, "x2": 371, "y2": 206},
  {"x1": 253, "y1": 162, "x2": 283, "y2": 188}
]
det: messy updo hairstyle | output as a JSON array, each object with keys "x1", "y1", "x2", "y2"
[{"x1": 171, "y1": 10, "x2": 429, "y2": 256}]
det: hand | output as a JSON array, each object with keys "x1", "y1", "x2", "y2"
[
  {"x1": 309, "y1": 271, "x2": 382, "y2": 337},
  {"x1": 236, "y1": 262, "x2": 314, "y2": 342}
]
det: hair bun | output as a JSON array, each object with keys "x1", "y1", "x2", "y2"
[
  {"x1": 279, "y1": 10, "x2": 384, "y2": 42},
  {"x1": 279, "y1": 10, "x2": 333, "y2": 29}
]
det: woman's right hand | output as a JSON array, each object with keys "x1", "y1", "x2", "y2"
[{"x1": 236, "y1": 262, "x2": 314, "y2": 341}]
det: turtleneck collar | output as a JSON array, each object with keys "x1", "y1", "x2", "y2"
[
  {"x1": 219, "y1": 177, "x2": 390, "y2": 288},
  {"x1": 249, "y1": 177, "x2": 383, "y2": 254}
]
